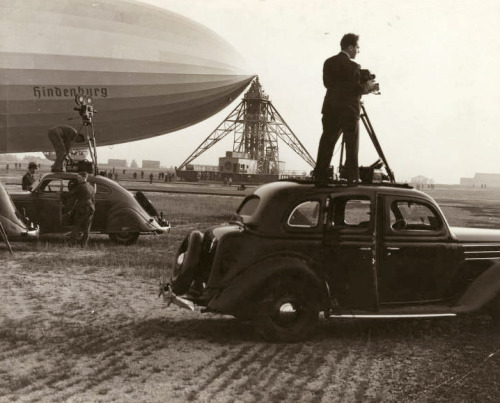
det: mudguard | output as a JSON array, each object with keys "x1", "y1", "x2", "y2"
[
  {"x1": 452, "y1": 262, "x2": 500, "y2": 313},
  {"x1": 105, "y1": 206, "x2": 151, "y2": 233},
  {"x1": 207, "y1": 255, "x2": 328, "y2": 314}
]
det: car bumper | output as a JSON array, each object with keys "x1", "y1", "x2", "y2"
[{"x1": 22, "y1": 226, "x2": 39, "y2": 239}]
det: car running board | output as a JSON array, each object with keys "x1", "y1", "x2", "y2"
[{"x1": 326, "y1": 313, "x2": 456, "y2": 319}]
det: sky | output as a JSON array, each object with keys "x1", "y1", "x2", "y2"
[{"x1": 90, "y1": 0, "x2": 500, "y2": 183}]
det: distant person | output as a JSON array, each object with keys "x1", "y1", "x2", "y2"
[
  {"x1": 66, "y1": 171, "x2": 95, "y2": 247},
  {"x1": 149, "y1": 172, "x2": 154, "y2": 184},
  {"x1": 141, "y1": 171, "x2": 144, "y2": 179},
  {"x1": 22, "y1": 162, "x2": 38, "y2": 191},
  {"x1": 314, "y1": 33, "x2": 379, "y2": 184},
  {"x1": 48, "y1": 125, "x2": 85, "y2": 172},
  {"x1": 133, "y1": 172, "x2": 137, "y2": 180}
]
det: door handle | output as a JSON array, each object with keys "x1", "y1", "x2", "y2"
[
  {"x1": 386, "y1": 247, "x2": 400, "y2": 251},
  {"x1": 359, "y1": 247, "x2": 371, "y2": 251}
]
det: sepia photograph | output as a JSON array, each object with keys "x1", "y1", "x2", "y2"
[{"x1": 1, "y1": 0, "x2": 500, "y2": 401}]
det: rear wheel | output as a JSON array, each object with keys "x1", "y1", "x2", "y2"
[
  {"x1": 109, "y1": 231, "x2": 140, "y2": 245},
  {"x1": 254, "y1": 276, "x2": 320, "y2": 343}
]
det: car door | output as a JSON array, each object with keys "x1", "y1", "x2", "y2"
[
  {"x1": 88, "y1": 181, "x2": 112, "y2": 231},
  {"x1": 323, "y1": 193, "x2": 378, "y2": 310},
  {"x1": 378, "y1": 194, "x2": 458, "y2": 303},
  {"x1": 34, "y1": 178, "x2": 64, "y2": 233}
]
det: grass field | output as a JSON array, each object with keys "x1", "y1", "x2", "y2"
[{"x1": 1, "y1": 187, "x2": 500, "y2": 402}]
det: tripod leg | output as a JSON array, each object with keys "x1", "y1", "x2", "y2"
[
  {"x1": 0, "y1": 221, "x2": 14, "y2": 254},
  {"x1": 360, "y1": 104, "x2": 396, "y2": 183}
]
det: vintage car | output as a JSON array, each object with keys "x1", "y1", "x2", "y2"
[
  {"x1": 161, "y1": 180, "x2": 500, "y2": 342},
  {"x1": 11, "y1": 172, "x2": 170, "y2": 245},
  {"x1": 0, "y1": 182, "x2": 39, "y2": 241}
]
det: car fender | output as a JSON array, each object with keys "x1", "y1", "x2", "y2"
[
  {"x1": 104, "y1": 206, "x2": 152, "y2": 233},
  {"x1": 207, "y1": 255, "x2": 328, "y2": 314},
  {"x1": 452, "y1": 262, "x2": 500, "y2": 313}
]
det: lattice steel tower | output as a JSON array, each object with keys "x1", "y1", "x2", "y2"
[{"x1": 178, "y1": 77, "x2": 315, "y2": 174}]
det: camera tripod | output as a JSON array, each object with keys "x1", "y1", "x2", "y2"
[
  {"x1": 75, "y1": 119, "x2": 99, "y2": 175},
  {"x1": 71, "y1": 95, "x2": 99, "y2": 175},
  {"x1": 338, "y1": 102, "x2": 395, "y2": 183}
]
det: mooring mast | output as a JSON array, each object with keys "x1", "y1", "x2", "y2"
[{"x1": 177, "y1": 78, "x2": 315, "y2": 174}]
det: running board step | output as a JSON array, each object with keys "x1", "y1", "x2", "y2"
[{"x1": 327, "y1": 313, "x2": 456, "y2": 319}]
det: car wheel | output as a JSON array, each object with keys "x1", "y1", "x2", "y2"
[
  {"x1": 109, "y1": 231, "x2": 140, "y2": 245},
  {"x1": 255, "y1": 276, "x2": 320, "y2": 343},
  {"x1": 171, "y1": 231, "x2": 203, "y2": 295}
]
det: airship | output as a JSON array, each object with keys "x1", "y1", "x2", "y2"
[{"x1": 0, "y1": 0, "x2": 255, "y2": 153}]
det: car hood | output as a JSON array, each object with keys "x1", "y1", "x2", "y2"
[{"x1": 450, "y1": 226, "x2": 500, "y2": 243}]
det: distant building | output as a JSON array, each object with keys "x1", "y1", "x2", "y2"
[
  {"x1": 410, "y1": 175, "x2": 431, "y2": 186},
  {"x1": 218, "y1": 151, "x2": 285, "y2": 175},
  {"x1": 108, "y1": 159, "x2": 127, "y2": 167},
  {"x1": 142, "y1": 160, "x2": 160, "y2": 169},
  {"x1": 460, "y1": 173, "x2": 500, "y2": 187}
]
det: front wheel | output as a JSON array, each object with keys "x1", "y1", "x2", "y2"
[
  {"x1": 108, "y1": 232, "x2": 140, "y2": 245},
  {"x1": 254, "y1": 276, "x2": 320, "y2": 343}
]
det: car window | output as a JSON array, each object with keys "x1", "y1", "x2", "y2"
[
  {"x1": 95, "y1": 183, "x2": 110, "y2": 194},
  {"x1": 330, "y1": 197, "x2": 371, "y2": 228},
  {"x1": 288, "y1": 201, "x2": 320, "y2": 228},
  {"x1": 390, "y1": 200, "x2": 442, "y2": 231},
  {"x1": 238, "y1": 196, "x2": 260, "y2": 216},
  {"x1": 40, "y1": 179, "x2": 64, "y2": 192}
]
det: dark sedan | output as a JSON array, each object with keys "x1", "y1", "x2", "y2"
[
  {"x1": 11, "y1": 172, "x2": 170, "y2": 244},
  {"x1": 162, "y1": 180, "x2": 500, "y2": 342}
]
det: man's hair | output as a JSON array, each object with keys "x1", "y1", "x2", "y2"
[
  {"x1": 78, "y1": 171, "x2": 88, "y2": 179},
  {"x1": 340, "y1": 33, "x2": 359, "y2": 50}
]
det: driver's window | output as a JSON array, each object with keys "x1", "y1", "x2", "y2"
[
  {"x1": 390, "y1": 201, "x2": 441, "y2": 231},
  {"x1": 41, "y1": 180, "x2": 63, "y2": 193}
]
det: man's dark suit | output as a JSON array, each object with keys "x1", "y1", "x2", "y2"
[
  {"x1": 315, "y1": 52, "x2": 367, "y2": 182},
  {"x1": 68, "y1": 179, "x2": 95, "y2": 246}
]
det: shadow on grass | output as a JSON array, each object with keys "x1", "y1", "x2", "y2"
[
  {"x1": 131, "y1": 313, "x2": 499, "y2": 345},
  {"x1": 133, "y1": 316, "x2": 257, "y2": 344}
]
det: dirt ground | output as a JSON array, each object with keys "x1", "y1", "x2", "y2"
[{"x1": 1, "y1": 189, "x2": 500, "y2": 402}]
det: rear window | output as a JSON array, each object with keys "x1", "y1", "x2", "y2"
[
  {"x1": 288, "y1": 201, "x2": 320, "y2": 228},
  {"x1": 237, "y1": 196, "x2": 260, "y2": 216}
]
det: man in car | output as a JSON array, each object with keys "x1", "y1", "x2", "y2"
[
  {"x1": 67, "y1": 171, "x2": 95, "y2": 247},
  {"x1": 22, "y1": 162, "x2": 38, "y2": 190}
]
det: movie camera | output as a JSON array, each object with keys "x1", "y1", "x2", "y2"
[
  {"x1": 360, "y1": 69, "x2": 376, "y2": 83},
  {"x1": 360, "y1": 69, "x2": 380, "y2": 95},
  {"x1": 74, "y1": 94, "x2": 96, "y2": 124}
]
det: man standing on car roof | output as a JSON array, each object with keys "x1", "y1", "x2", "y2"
[
  {"x1": 314, "y1": 33, "x2": 379, "y2": 184},
  {"x1": 67, "y1": 171, "x2": 95, "y2": 247},
  {"x1": 21, "y1": 162, "x2": 38, "y2": 191}
]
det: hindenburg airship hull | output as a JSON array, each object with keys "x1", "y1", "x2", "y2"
[{"x1": 0, "y1": 0, "x2": 255, "y2": 152}]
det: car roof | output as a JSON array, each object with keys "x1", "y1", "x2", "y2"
[
  {"x1": 38, "y1": 172, "x2": 128, "y2": 192},
  {"x1": 242, "y1": 180, "x2": 436, "y2": 234}
]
